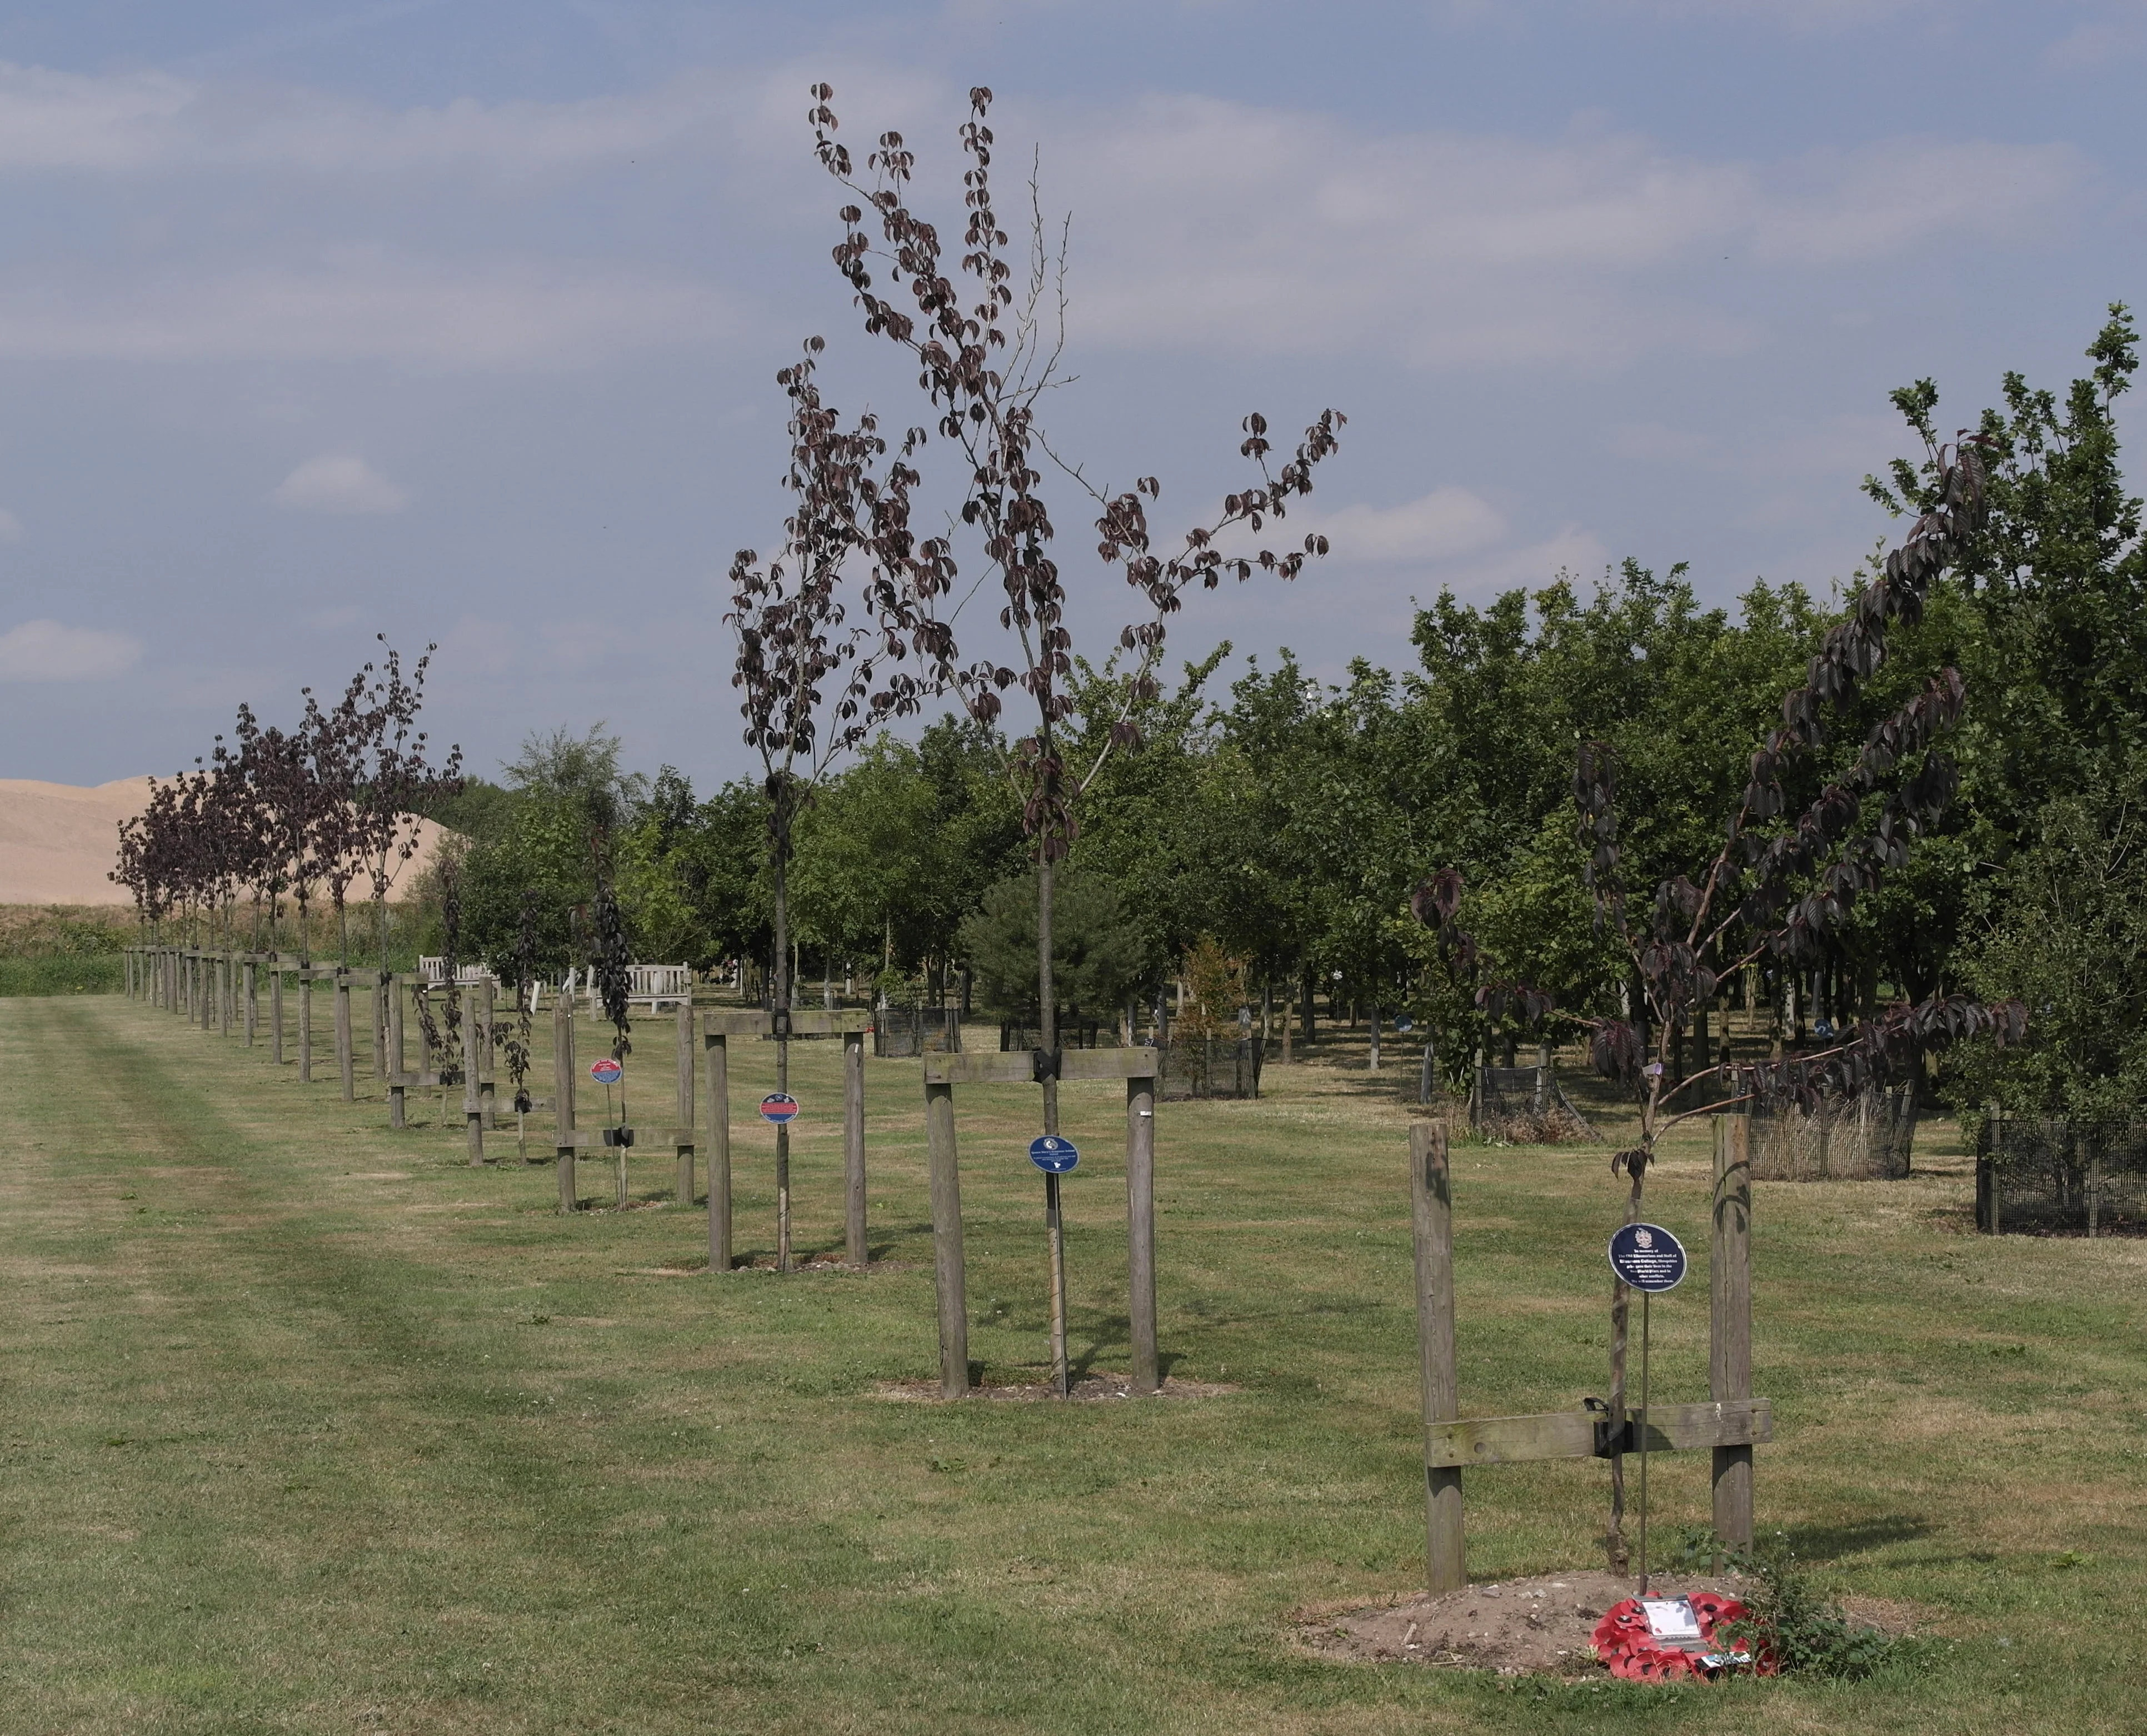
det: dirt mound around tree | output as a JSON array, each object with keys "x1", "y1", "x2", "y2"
[{"x1": 1296, "y1": 1570, "x2": 1749, "y2": 1676}]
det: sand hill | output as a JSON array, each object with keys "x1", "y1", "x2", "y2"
[{"x1": 0, "y1": 777, "x2": 452, "y2": 907}]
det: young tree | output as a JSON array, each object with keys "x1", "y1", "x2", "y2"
[
  {"x1": 349, "y1": 637, "x2": 464, "y2": 972},
  {"x1": 808, "y1": 82, "x2": 1344, "y2": 1136},
  {"x1": 1421, "y1": 437, "x2": 2025, "y2": 1568},
  {"x1": 726, "y1": 340, "x2": 913, "y2": 1270}
]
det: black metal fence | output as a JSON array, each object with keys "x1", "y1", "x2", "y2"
[
  {"x1": 873, "y1": 1007, "x2": 963, "y2": 1059},
  {"x1": 1977, "y1": 1113, "x2": 2147, "y2": 1235}
]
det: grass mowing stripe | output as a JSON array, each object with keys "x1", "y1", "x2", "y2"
[{"x1": 0, "y1": 997, "x2": 2141, "y2": 1732}]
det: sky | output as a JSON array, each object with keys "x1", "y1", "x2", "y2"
[{"x1": 0, "y1": 0, "x2": 2141, "y2": 791}]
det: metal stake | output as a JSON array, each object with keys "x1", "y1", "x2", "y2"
[{"x1": 1637, "y1": 1289, "x2": 1653, "y2": 1594}]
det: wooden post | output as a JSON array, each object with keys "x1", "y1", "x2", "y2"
[
  {"x1": 373, "y1": 975, "x2": 390, "y2": 1082},
  {"x1": 297, "y1": 970, "x2": 313, "y2": 1083},
  {"x1": 1710, "y1": 1115, "x2": 1754, "y2": 1549},
  {"x1": 553, "y1": 994, "x2": 577, "y2": 1212},
  {"x1": 926, "y1": 1079, "x2": 969, "y2": 1398},
  {"x1": 478, "y1": 978, "x2": 497, "y2": 1129},
  {"x1": 706, "y1": 1029, "x2": 732, "y2": 1270},
  {"x1": 675, "y1": 998, "x2": 697, "y2": 1205},
  {"x1": 388, "y1": 978, "x2": 407, "y2": 1129},
  {"x1": 1411, "y1": 1120, "x2": 1465, "y2": 1595},
  {"x1": 462, "y1": 989, "x2": 484, "y2": 1165},
  {"x1": 336, "y1": 973, "x2": 355, "y2": 1102},
  {"x1": 1126, "y1": 1068, "x2": 1159, "y2": 1393},
  {"x1": 218, "y1": 954, "x2": 232, "y2": 1038},
  {"x1": 844, "y1": 1030, "x2": 867, "y2": 1267},
  {"x1": 243, "y1": 959, "x2": 257, "y2": 1047},
  {"x1": 271, "y1": 967, "x2": 285, "y2": 1066}
]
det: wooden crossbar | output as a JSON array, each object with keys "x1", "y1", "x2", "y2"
[
  {"x1": 922, "y1": 1047, "x2": 1159, "y2": 1085},
  {"x1": 1424, "y1": 1398, "x2": 1772, "y2": 1469}
]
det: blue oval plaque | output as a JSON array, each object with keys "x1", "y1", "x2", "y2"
[
  {"x1": 1029, "y1": 1134, "x2": 1079, "y2": 1175},
  {"x1": 1607, "y1": 1222, "x2": 1687, "y2": 1293}
]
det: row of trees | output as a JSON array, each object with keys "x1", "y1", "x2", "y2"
[
  {"x1": 106, "y1": 79, "x2": 2137, "y2": 1135},
  {"x1": 433, "y1": 307, "x2": 2138, "y2": 1125},
  {"x1": 111, "y1": 638, "x2": 462, "y2": 968}
]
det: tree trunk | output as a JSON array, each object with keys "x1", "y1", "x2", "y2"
[
  {"x1": 1038, "y1": 853, "x2": 1058, "y2": 1136},
  {"x1": 772, "y1": 821, "x2": 793, "y2": 1273}
]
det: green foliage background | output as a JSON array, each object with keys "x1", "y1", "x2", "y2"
[{"x1": 350, "y1": 313, "x2": 2147, "y2": 1115}]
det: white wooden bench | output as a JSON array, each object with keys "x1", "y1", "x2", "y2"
[
  {"x1": 417, "y1": 957, "x2": 542, "y2": 1013},
  {"x1": 562, "y1": 963, "x2": 692, "y2": 1012}
]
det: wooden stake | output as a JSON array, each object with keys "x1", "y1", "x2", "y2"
[
  {"x1": 553, "y1": 994, "x2": 576, "y2": 1212},
  {"x1": 297, "y1": 970, "x2": 313, "y2": 1084},
  {"x1": 675, "y1": 998, "x2": 696, "y2": 1207},
  {"x1": 462, "y1": 989, "x2": 484, "y2": 1165},
  {"x1": 478, "y1": 978, "x2": 497, "y2": 1129},
  {"x1": 336, "y1": 973, "x2": 355, "y2": 1102},
  {"x1": 388, "y1": 978, "x2": 406, "y2": 1129},
  {"x1": 706, "y1": 1029, "x2": 732, "y2": 1269},
  {"x1": 243, "y1": 960, "x2": 257, "y2": 1047},
  {"x1": 1411, "y1": 1120, "x2": 1465, "y2": 1595},
  {"x1": 926, "y1": 1079, "x2": 969, "y2": 1398},
  {"x1": 1126, "y1": 1069, "x2": 1159, "y2": 1393},
  {"x1": 1710, "y1": 1114, "x2": 1754, "y2": 1549},
  {"x1": 271, "y1": 968, "x2": 285, "y2": 1066},
  {"x1": 843, "y1": 1030, "x2": 867, "y2": 1267}
]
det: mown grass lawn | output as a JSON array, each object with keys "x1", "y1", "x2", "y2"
[{"x1": 1, "y1": 993, "x2": 2141, "y2": 1733}]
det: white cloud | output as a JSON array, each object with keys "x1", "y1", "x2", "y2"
[
  {"x1": 0, "y1": 248, "x2": 734, "y2": 365},
  {"x1": 1301, "y1": 488, "x2": 1506, "y2": 563},
  {"x1": 2045, "y1": 2, "x2": 2147, "y2": 67},
  {"x1": 1041, "y1": 95, "x2": 2087, "y2": 366},
  {"x1": 0, "y1": 618, "x2": 141, "y2": 681},
  {"x1": 271, "y1": 454, "x2": 408, "y2": 514},
  {"x1": 1436, "y1": 530, "x2": 1615, "y2": 599},
  {"x1": 0, "y1": 508, "x2": 21, "y2": 543},
  {"x1": 0, "y1": 61, "x2": 736, "y2": 187}
]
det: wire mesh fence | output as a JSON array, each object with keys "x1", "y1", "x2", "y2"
[
  {"x1": 873, "y1": 1007, "x2": 963, "y2": 1059},
  {"x1": 1976, "y1": 1113, "x2": 2147, "y2": 1235},
  {"x1": 1469, "y1": 1065, "x2": 1599, "y2": 1142},
  {"x1": 1744, "y1": 1079, "x2": 1918, "y2": 1180},
  {"x1": 998, "y1": 1021, "x2": 1112, "y2": 1052},
  {"x1": 1161, "y1": 1033, "x2": 1264, "y2": 1101}
]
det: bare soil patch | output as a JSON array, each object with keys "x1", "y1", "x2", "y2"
[
  {"x1": 1300, "y1": 1572, "x2": 1925, "y2": 1677},
  {"x1": 1297, "y1": 1570, "x2": 1747, "y2": 1676}
]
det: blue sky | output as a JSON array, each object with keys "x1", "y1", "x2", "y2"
[{"x1": 0, "y1": 0, "x2": 2140, "y2": 789}]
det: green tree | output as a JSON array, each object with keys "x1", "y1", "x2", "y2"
[
  {"x1": 1860, "y1": 306, "x2": 2146, "y2": 1005},
  {"x1": 1954, "y1": 756, "x2": 2147, "y2": 1123},
  {"x1": 960, "y1": 870, "x2": 1145, "y2": 1028}
]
